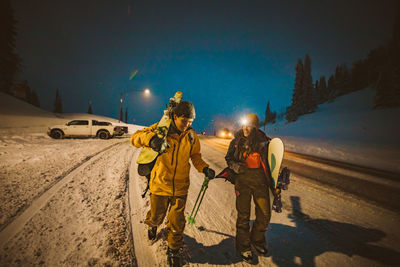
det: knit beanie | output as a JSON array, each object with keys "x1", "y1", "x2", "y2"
[{"x1": 174, "y1": 101, "x2": 196, "y2": 119}]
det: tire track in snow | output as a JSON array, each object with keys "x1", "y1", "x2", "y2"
[
  {"x1": 127, "y1": 148, "x2": 160, "y2": 267},
  {"x1": 0, "y1": 141, "x2": 126, "y2": 249}
]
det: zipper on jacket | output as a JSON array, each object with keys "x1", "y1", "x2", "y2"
[
  {"x1": 171, "y1": 144, "x2": 176, "y2": 166},
  {"x1": 172, "y1": 135, "x2": 184, "y2": 196}
]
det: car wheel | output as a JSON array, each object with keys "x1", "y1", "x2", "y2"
[
  {"x1": 51, "y1": 129, "x2": 64, "y2": 139},
  {"x1": 98, "y1": 131, "x2": 109, "y2": 139}
]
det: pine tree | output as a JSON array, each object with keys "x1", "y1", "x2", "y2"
[
  {"x1": 30, "y1": 89, "x2": 40, "y2": 107},
  {"x1": 271, "y1": 111, "x2": 277, "y2": 123},
  {"x1": 334, "y1": 64, "x2": 352, "y2": 96},
  {"x1": 302, "y1": 54, "x2": 317, "y2": 114},
  {"x1": 264, "y1": 102, "x2": 269, "y2": 130},
  {"x1": 374, "y1": 4, "x2": 400, "y2": 108},
  {"x1": 318, "y1": 76, "x2": 328, "y2": 104},
  {"x1": 265, "y1": 101, "x2": 271, "y2": 122},
  {"x1": 0, "y1": 0, "x2": 20, "y2": 92},
  {"x1": 125, "y1": 107, "x2": 128, "y2": 123},
  {"x1": 327, "y1": 75, "x2": 336, "y2": 102},
  {"x1": 13, "y1": 80, "x2": 30, "y2": 101},
  {"x1": 265, "y1": 101, "x2": 276, "y2": 125},
  {"x1": 88, "y1": 101, "x2": 93, "y2": 114},
  {"x1": 119, "y1": 106, "x2": 123, "y2": 122},
  {"x1": 286, "y1": 59, "x2": 303, "y2": 122},
  {"x1": 24, "y1": 82, "x2": 40, "y2": 107},
  {"x1": 314, "y1": 79, "x2": 320, "y2": 104},
  {"x1": 375, "y1": 46, "x2": 400, "y2": 108},
  {"x1": 351, "y1": 59, "x2": 369, "y2": 91},
  {"x1": 53, "y1": 89, "x2": 63, "y2": 113}
]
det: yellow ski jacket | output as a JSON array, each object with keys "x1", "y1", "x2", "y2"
[{"x1": 131, "y1": 123, "x2": 209, "y2": 196}]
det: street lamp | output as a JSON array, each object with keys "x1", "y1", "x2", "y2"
[{"x1": 119, "y1": 88, "x2": 151, "y2": 123}]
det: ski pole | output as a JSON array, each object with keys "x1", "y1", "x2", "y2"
[{"x1": 187, "y1": 176, "x2": 210, "y2": 225}]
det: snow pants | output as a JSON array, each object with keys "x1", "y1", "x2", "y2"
[
  {"x1": 234, "y1": 168, "x2": 271, "y2": 252},
  {"x1": 145, "y1": 194, "x2": 187, "y2": 250}
]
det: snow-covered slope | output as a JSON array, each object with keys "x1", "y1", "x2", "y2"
[
  {"x1": 0, "y1": 93, "x2": 142, "y2": 133},
  {"x1": 271, "y1": 88, "x2": 400, "y2": 145},
  {"x1": 269, "y1": 88, "x2": 400, "y2": 173}
]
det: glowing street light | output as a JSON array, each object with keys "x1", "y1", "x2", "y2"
[{"x1": 119, "y1": 88, "x2": 151, "y2": 122}]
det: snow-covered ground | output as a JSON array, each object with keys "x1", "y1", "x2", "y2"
[
  {"x1": 0, "y1": 93, "x2": 143, "y2": 265},
  {"x1": 0, "y1": 91, "x2": 399, "y2": 266}
]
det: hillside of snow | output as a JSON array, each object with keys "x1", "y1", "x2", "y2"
[
  {"x1": 0, "y1": 93, "x2": 141, "y2": 134},
  {"x1": 267, "y1": 88, "x2": 400, "y2": 173}
]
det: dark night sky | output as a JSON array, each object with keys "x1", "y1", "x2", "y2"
[{"x1": 13, "y1": 0, "x2": 397, "y2": 131}]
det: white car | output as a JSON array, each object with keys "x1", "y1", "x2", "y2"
[{"x1": 48, "y1": 120, "x2": 115, "y2": 139}]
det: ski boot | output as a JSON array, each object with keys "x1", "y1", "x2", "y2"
[
  {"x1": 147, "y1": 226, "x2": 157, "y2": 241},
  {"x1": 239, "y1": 250, "x2": 253, "y2": 263},
  {"x1": 167, "y1": 247, "x2": 182, "y2": 267}
]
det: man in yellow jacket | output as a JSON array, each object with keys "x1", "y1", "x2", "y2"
[{"x1": 131, "y1": 101, "x2": 215, "y2": 266}]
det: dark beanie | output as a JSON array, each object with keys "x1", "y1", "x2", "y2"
[{"x1": 174, "y1": 101, "x2": 196, "y2": 119}]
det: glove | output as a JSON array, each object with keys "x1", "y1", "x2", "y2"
[
  {"x1": 203, "y1": 167, "x2": 215, "y2": 179},
  {"x1": 277, "y1": 167, "x2": 290, "y2": 190},
  {"x1": 272, "y1": 194, "x2": 282, "y2": 213},
  {"x1": 149, "y1": 134, "x2": 168, "y2": 153}
]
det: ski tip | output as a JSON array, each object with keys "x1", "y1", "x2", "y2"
[{"x1": 174, "y1": 91, "x2": 183, "y2": 98}]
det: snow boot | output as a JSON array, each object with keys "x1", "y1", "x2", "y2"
[
  {"x1": 167, "y1": 247, "x2": 182, "y2": 267},
  {"x1": 148, "y1": 226, "x2": 157, "y2": 241},
  {"x1": 239, "y1": 250, "x2": 253, "y2": 263},
  {"x1": 252, "y1": 243, "x2": 268, "y2": 255}
]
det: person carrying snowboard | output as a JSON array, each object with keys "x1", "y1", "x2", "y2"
[
  {"x1": 130, "y1": 101, "x2": 215, "y2": 266},
  {"x1": 225, "y1": 113, "x2": 277, "y2": 263}
]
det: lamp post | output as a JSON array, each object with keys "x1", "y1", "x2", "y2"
[{"x1": 118, "y1": 88, "x2": 151, "y2": 123}]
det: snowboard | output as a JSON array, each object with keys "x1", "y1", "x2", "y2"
[
  {"x1": 136, "y1": 91, "x2": 183, "y2": 164},
  {"x1": 267, "y1": 138, "x2": 285, "y2": 210}
]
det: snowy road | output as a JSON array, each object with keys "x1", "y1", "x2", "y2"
[
  {"x1": 1, "y1": 133, "x2": 399, "y2": 266},
  {"x1": 130, "y1": 137, "x2": 400, "y2": 266}
]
